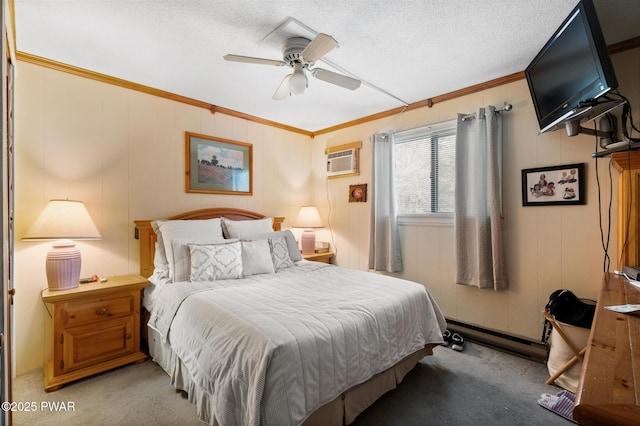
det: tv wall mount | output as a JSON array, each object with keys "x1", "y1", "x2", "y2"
[{"x1": 563, "y1": 99, "x2": 626, "y2": 145}]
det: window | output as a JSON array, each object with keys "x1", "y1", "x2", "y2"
[{"x1": 394, "y1": 121, "x2": 456, "y2": 214}]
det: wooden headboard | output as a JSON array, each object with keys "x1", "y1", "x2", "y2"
[{"x1": 134, "y1": 208, "x2": 284, "y2": 278}]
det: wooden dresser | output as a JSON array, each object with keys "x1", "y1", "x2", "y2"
[
  {"x1": 611, "y1": 150, "x2": 640, "y2": 269},
  {"x1": 41, "y1": 274, "x2": 149, "y2": 391},
  {"x1": 573, "y1": 273, "x2": 640, "y2": 425}
]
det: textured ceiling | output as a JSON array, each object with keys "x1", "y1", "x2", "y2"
[{"x1": 14, "y1": 0, "x2": 640, "y2": 132}]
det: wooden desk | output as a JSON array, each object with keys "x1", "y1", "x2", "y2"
[{"x1": 573, "y1": 273, "x2": 640, "y2": 425}]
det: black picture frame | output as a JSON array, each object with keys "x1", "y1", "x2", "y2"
[{"x1": 521, "y1": 163, "x2": 585, "y2": 206}]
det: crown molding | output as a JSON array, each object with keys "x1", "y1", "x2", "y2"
[
  {"x1": 16, "y1": 35, "x2": 640, "y2": 138},
  {"x1": 16, "y1": 51, "x2": 313, "y2": 137}
]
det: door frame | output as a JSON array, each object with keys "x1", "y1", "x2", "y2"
[{"x1": 2, "y1": 1, "x2": 17, "y2": 425}]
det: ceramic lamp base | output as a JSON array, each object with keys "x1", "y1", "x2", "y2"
[
  {"x1": 46, "y1": 240, "x2": 81, "y2": 291},
  {"x1": 300, "y1": 230, "x2": 316, "y2": 255}
]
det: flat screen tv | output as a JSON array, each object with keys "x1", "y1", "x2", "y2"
[{"x1": 525, "y1": 0, "x2": 618, "y2": 134}]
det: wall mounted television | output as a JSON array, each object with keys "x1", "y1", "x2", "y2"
[{"x1": 525, "y1": 0, "x2": 618, "y2": 134}]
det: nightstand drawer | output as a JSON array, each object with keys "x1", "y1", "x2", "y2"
[{"x1": 63, "y1": 295, "x2": 133, "y2": 328}]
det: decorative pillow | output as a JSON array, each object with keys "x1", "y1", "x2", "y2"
[
  {"x1": 189, "y1": 241, "x2": 243, "y2": 281},
  {"x1": 241, "y1": 239, "x2": 275, "y2": 276},
  {"x1": 171, "y1": 238, "x2": 226, "y2": 282},
  {"x1": 153, "y1": 219, "x2": 224, "y2": 281},
  {"x1": 221, "y1": 217, "x2": 273, "y2": 238},
  {"x1": 239, "y1": 230, "x2": 302, "y2": 262},
  {"x1": 269, "y1": 236, "x2": 294, "y2": 270}
]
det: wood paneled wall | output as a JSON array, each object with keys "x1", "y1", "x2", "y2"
[{"x1": 310, "y1": 47, "x2": 640, "y2": 343}]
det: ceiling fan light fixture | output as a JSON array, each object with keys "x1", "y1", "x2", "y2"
[
  {"x1": 289, "y1": 62, "x2": 308, "y2": 95},
  {"x1": 289, "y1": 72, "x2": 307, "y2": 95}
]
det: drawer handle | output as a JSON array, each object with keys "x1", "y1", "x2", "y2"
[{"x1": 96, "y1": 308, "x2": 107, "y2": 316}]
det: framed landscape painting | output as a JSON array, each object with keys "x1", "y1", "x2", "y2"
[
  {"x1": 521, "y1": 163, "x2": 585, "y2": 206},
  {"x1": 185, "y1": 132, "x2": 253, "y2": 195}
]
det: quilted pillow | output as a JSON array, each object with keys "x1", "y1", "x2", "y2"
[
  {"x1": 239, "y1": 230, "x2": 302, "y2": 262},
  {"x1": 241, "y1": 239, "x2": 275, "y2": 276},
  {"x1": 171, "y1": 238, "x2": 225, "y2": 282},
  {"x1": 189, "y1": 241, "x2": 243, "y2": 281},
  {"x1": 221, "y1": 217, "x2": 273, "y2": 238},
  {"x1": 153, "y1": 218, "x2": 224, "y2": 281},
  {"x1": 269, "y1": 236, "x2": 294, "y2": 270}
]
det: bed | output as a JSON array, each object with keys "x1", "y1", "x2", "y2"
[{"x1": 134, "y1": 208, "x2": 446, "y2": 426}]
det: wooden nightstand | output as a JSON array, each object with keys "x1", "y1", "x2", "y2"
[
  {"x1": 302, "y1": 252, "x2": 334, "y2": 264},
  {"x1": 41, "y1": 274, "x2": 149, "y2": 392}
]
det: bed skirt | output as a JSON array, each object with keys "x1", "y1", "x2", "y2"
[{"x1": 146, "y1": 324, "x2": 432, "y2": 425}]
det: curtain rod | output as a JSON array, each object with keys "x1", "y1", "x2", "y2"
[
  {"x1": 391, "y1": 102, "x2": 513, "y2": 137},
  {"x1": 461, "y1": 103, "x2": 513, "y2": 121}
]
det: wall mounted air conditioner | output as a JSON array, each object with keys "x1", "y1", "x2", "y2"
[{"x1": 327, "y1": 148, "x2": 356, "y2": 177}]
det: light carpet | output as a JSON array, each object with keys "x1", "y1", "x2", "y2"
[{"x1": 13, "y1": 342, "x2": 572, "y2": 425}]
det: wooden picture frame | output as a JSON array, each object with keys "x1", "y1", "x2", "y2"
[
  {"x1": 521, "y1": 163, "x2": 585, "y2": 206},
  {"x1": 349, "y1": 184, "x2": 367, "y2": 202},
  {"x1": 185, "y1": 132, "x2": 252, "y2": 195}
]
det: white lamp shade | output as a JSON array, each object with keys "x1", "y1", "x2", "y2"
[
  {"x1": 23, "y1": 200, "x2": 101, "y2": 291},
  {"x1": 23, "y1": 199, "x2": 101, "y2": 240},
  {"x1": 294, "y1": 206, "x2": 323, "y2": 228}
]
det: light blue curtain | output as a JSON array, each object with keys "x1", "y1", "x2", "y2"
[
  {"x1": 455, "y1": 106, "x2": 507, "y2": 290},
  {"x1": 369, "y1": 132, "x2": 403, "y2": 272}
]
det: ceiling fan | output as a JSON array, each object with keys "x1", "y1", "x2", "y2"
[{"x1": 224, "y1": 33, "x2": 361, "y2": 100}]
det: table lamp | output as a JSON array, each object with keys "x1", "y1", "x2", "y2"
[
  {"x1": 23, "y1": 199, "x2": 101, "y2": 291},
  {"x1": 294, "y1": 206, "x2": 323, "y2": 255}
]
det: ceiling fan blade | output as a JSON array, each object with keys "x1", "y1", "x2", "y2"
[
  {"x1": 311, "y1": 68, "x2": 361, "y2": 90},
  {"x1": 301, "y1": 33, "x2": 338, "y2": 63},
  {"x1": 224, "y1": 54, "x2": 287, "y2": 66},
  {"x1": 272, "y1": 74, "x2": 292, "y2": 100}
]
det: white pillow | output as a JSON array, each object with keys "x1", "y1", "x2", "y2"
[
  {"x1": 242, "y1": 239, "x2": 275, "y2": 276},
  {"x1": 171, "y1": 238, "x2": 225, "y2": 282},
  {"x1": 152, "y1": 241, "x2": 169, "y2": 279},
  {"x1": 154, "y1": 218, "x2": 224, "y2": 281},
  {"x1": 221, "y1": 217, "x2": 273, "y2": 238},
  {"x1": 189, "y1": 241, "x2": 243, "y2": 281},
  {"x1": 269, "y1": 236, "x2": 294, "y2": 270},
  {"x1": 151, "y1": 221, "x2": 169, "y2": 269},
  {"x1": 240, "y1": 230, "x2": 302, "y2": 262}
]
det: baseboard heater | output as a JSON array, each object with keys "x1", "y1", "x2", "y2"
[{"x1": 445, "y1": 318, "x2": 548, "y2": 364}]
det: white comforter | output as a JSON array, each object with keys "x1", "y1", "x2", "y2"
[{"x1": 147, "y1": 261, "x2": 445, "y2": 426}]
